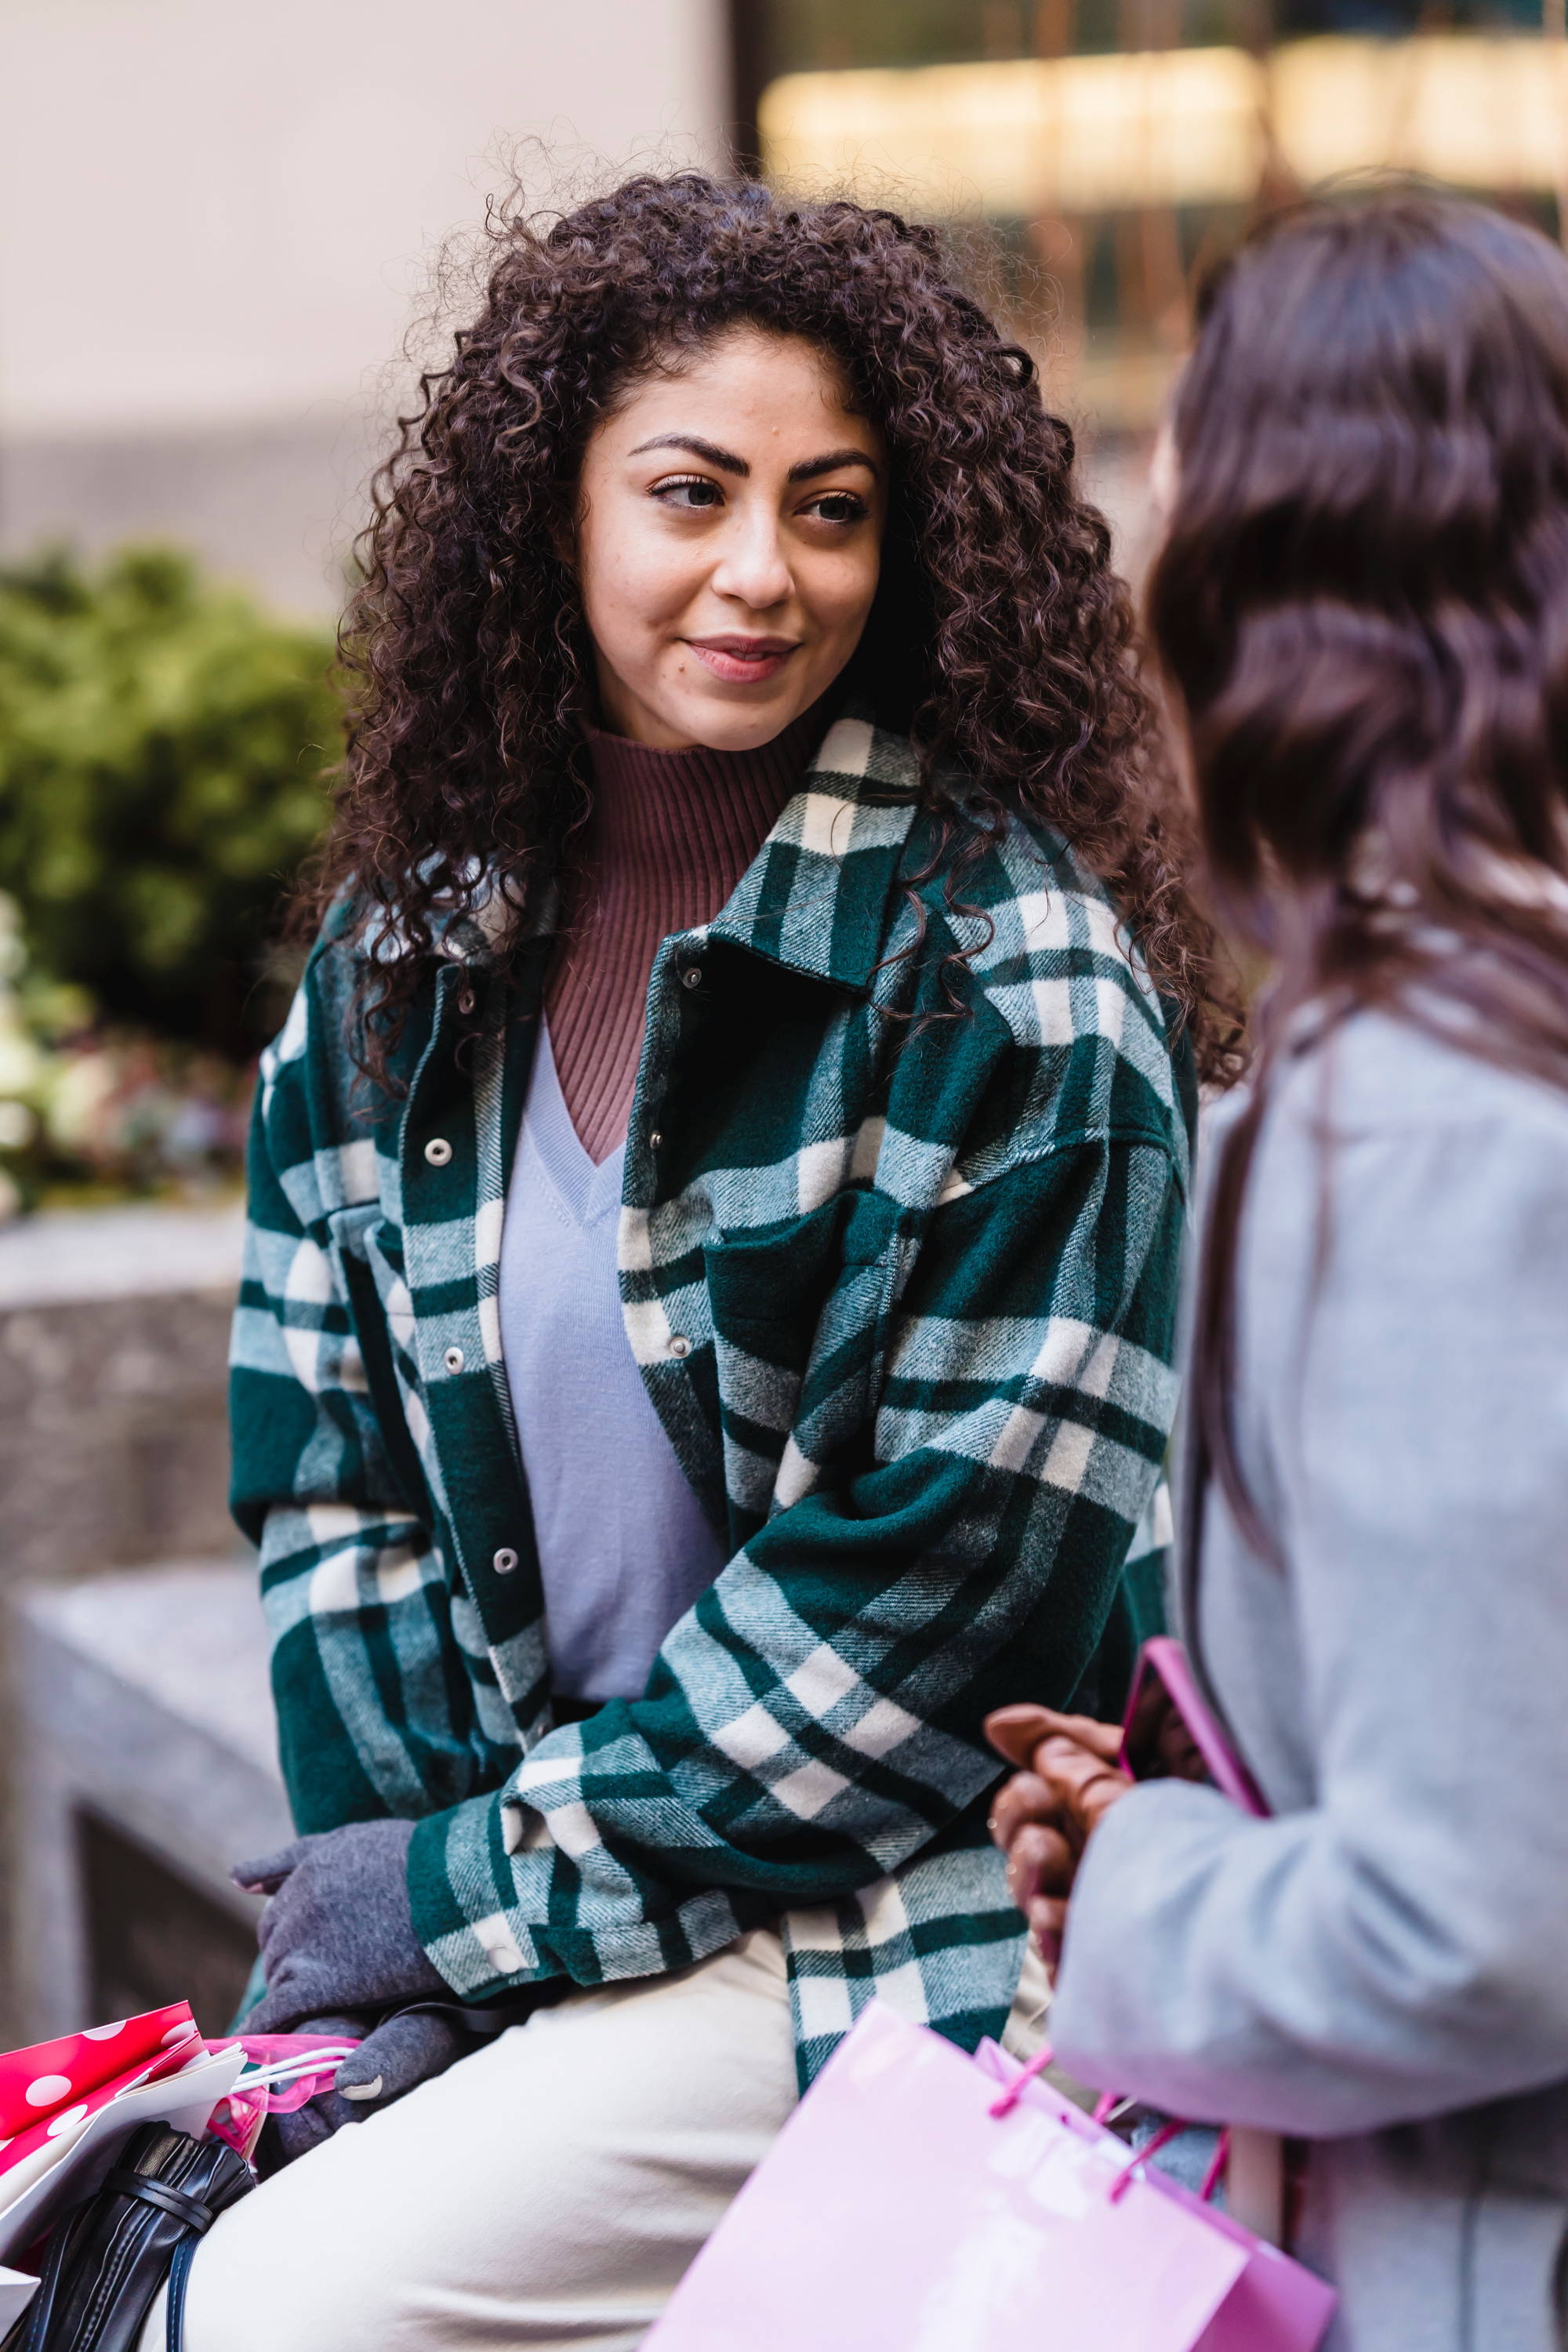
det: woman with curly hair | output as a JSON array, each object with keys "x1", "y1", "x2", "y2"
[
  {"x1": 989, "y1": 192, "x2": 1568, "y2": 2350},
  {"x1": 161, "y1": 170, "x2": 1227, "y2": 2349}
]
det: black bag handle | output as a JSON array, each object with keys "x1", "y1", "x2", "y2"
[{"x1": 100, "y1": 2172, "x2": 221, "y2": 2237}]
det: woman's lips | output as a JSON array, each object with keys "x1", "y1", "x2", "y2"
[{"x1": 685, "y1": 638, "x2": 800, "y2": 685}]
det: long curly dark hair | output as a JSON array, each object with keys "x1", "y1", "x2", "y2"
[
  {"x1": 304, "y1": 170, "x2": 1235, "y2": 1085},
  {"x1": 1150, "y1": 191, "x2": 1568, "y2": 1547}
]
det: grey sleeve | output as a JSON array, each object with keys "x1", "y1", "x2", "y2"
[{"x1": 1049, "y1": 1102, "x2": 1568, "y2": 2138}]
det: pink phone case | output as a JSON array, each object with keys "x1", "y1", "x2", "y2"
[{"x1": 1120, "y1": 1637, "x2": 1269, "y2": 1818}]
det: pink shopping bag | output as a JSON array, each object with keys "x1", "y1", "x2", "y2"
[
  {"x1": 0, "y1": 2002, "x2": 203, "y2": 2184},
  {"x1": 968, "y1": 2040, "x2": 1332, "y2": 2350},
  {"x1": 0, "y1": 2010, "x2": 246, "y2": 2332},
  {"x1": 647, "y1": 2002, "x2": 1336, "y2": 2352},
  {"x1": 0, "y1": 2013, "x2": 356, "y2": 2332}
]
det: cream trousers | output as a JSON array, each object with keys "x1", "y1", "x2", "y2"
[{"x1": 140, "y1": 1929, "x2": 1049, "y2": 2352}]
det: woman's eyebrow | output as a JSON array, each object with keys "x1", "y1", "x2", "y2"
[
  {"x1": 787, "y1": 448, "x2": 881, "y2": 483},
  {"x1": 626, "y1": 434, "x2": 881, "y2": 485},
  {"x1": 629, "y1": 433, "x2": 749, "y2": 475}
]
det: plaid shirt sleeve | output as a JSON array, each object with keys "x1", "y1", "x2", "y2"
[{"x1": 408, "y1": 1109, "x2": 1185, "y2": 1998}]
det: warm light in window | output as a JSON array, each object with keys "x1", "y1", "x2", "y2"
[{"x1": 759, "y1": 37, "x2": 1568, "y2": 215}]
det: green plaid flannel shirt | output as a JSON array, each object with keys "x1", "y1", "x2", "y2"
[{"x1": 231, "y1": 708, "x2": 1193, "y2": 2086}]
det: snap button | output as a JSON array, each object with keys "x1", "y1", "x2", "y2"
[
  {"x1": 457, "y1": 989, "x2": 476, "y2": 1016},
  {"x1": 668, "y1": 1334, "x2": 691, "y2": 1359},
  {"x1": 424, "y1": 1137, "x2": 453, "y2": 1167},
  {"x1": 681, "y1": 967, "x2": 702, "y2": 991},
  {"x1": 443, "y1": 1345, "x2": 466, "y2": 1374},
  {"x1": 492, "y1": 1547, "x2": 518, "y2": 1575},
  {"x1": 649, "y1": 1129, "x2": 662, "y2": 1150}
]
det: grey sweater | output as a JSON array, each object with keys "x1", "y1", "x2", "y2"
[{"x1": 1051, "y1": 1008, "x2": 1568, "y2": 2352}]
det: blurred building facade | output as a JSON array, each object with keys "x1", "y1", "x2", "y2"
[
  {"x1": 0, "y1": 0, "x2": 728, "y2": 615},
  {"x1": 736, "y1": 0, "x2": 1566, "y2": 452},
  {"x1": 7, "y1": 0, "x2": 1553, "y2": 609}
]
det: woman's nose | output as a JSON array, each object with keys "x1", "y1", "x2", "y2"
[{"x1": 709, "y1": 511, "x2": 793, "y2": 612}]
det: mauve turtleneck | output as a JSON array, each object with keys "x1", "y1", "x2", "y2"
[{"x1": 545, "y1": 709, "x2": 820, "y2": 1164}]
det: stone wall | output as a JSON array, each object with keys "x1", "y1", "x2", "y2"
[
  {"x1": 0, "y1": 1203, "x2": 248, "y2": 2040},
  {"x1": 9, "y1": 1565, "x2": 287, "y2": 2043}
]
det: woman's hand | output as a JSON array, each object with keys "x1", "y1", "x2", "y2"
[
  {"x1": 232, "y1": 1819, "x2": 445, "y2": 2032},
  {"x1": 258, "y1": 2007, "x2": 477, "y2": 2166},
  {"x1": 984, "y1": 1705, "x2": 1132, "y2": 1965}
]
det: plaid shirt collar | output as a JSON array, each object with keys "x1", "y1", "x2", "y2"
[{"x1": 436, "y1": 701, "x2": 925, "y2": 999}]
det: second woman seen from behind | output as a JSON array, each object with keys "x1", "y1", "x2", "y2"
[{"x1": 990, "y1": 193, "x2": 1568, "y2": 2352}]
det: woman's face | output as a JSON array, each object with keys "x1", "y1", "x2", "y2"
[{"x1": 572, "y1": 327, "x2": 887, "y2": 750}]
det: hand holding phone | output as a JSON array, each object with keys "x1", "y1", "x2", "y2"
[
  {"x1": 984, "y1": 1641, "x2": 1267, "y2": 1962},
  {"x1": 984, "y1": 1705, "x2": 1131, "y2": 1960}
]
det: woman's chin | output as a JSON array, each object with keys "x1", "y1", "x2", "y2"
[{"x1": 662, "y1": 684, "x2": 817, "y2": 754}]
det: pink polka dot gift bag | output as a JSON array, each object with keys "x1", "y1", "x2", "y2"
[
  {"x1": 0, "y1": 2002, "x2": 205, "y2": 2191},
  {"x1": 0, "y1": 2007, "x2": 357, "y2": 2339},
  {"x1": 0, "y1": 2004, "x2": 249, "y2": 2337}
]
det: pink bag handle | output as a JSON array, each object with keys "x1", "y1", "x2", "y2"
[
  {"x1": 989, "y1": 2042, "x2": 1230, "y2": 2207},
  {"x1": 986, "y1": 2038, "x2": 1056, "y2": 2118}
]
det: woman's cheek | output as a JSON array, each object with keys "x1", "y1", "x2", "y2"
[
  {"x1": 803, "y1": 548, "x2": 880, "y2": 649},
  {"x1": 841, "y1": 535, "x2": 884, "y2": 629},
  {"x1": 589, "y1": 549, "x2": 686, "y2": 681}
]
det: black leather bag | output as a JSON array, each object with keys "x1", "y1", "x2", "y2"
[{"x1": 2, "y1": 2121, "x2": 253, "y2": 2352}]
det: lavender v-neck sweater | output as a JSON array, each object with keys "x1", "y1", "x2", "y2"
[
  {"x1": 499, "y1": 1025, "x2": 725, "y2": 1701},
  {"x1": 500, "y1": 715, "x2": 816, "y2": 1700}
]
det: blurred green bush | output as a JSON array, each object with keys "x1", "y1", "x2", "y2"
[
  {"x1": 0, "y1": 546, "x2": 339, "y2": 1060},
  {"x1": 0, "y1": 893, "x2": 252, "y2": 1221}
]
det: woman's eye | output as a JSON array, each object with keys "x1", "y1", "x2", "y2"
[
  {"x1": 804, "y1": 492, "x2": 869, "y2": 525},
  {"x1": 652, "y1": 475, "x2": 723, "y2": 511}
]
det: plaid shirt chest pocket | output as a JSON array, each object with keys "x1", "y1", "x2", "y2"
[{"x1": 703, "y1": 1189, "x2": 904, "y2": 1540}]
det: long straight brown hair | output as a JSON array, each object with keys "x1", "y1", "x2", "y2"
[{"x1": 1149, "y1": 191, "x2": 1568, "y2": 1547}]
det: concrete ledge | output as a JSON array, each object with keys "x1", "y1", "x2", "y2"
[
  {"x1": 0, "y1": 1207, "x2": 252, "y2": 2036},
  {"x1": 0, "y1": 1202, "x2": 245, "y2": 1591},
  {"x1": 8, "y1": 1563, "x2": 288, "y2": 2040},
  {"x1": 0, "y1": 1200, "x2": 244, "y2": 1308}
]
